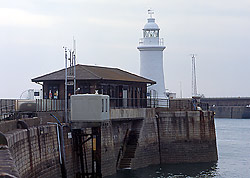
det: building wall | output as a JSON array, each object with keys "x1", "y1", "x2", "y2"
[{"x1": 43, "y1": 80, "x2": 148, "y2": 102}]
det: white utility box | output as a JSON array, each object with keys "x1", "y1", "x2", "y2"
[{"x1": 71, "y1": 94, "x2": 110, "y2": 122}]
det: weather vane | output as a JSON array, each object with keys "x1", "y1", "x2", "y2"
[{"x1": 148, "y1": 8, "x2": 154, "y2": 18}]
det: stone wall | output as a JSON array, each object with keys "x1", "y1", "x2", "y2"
[
  {"x1": 101, "y1": 121, "x2": 125, "y2": 177},
  {"x1": 157, "y1": 111, "x2": 217, "y2": 164},
  {"x1": 0, "y1": 108, "x2": 218, "y2": 178},
  {"x1": 201, "y1": 97, "x2": 250, "y2": 119},
  {"x1": 3, "y1": 126, "x2": 61, "y2": 178},
  {"x1": 130, "y1": 110, "x2": 217, "y2": 170},
  {"x1": 201, "y1": 97, "x2": 250, "y2": 106},
  {"x1": 0, "y1": 123, "x2": 77, "y2": 178},
  {"x1": 210, "y1": 106, "x2": 250, "y2": 119},
  {"x1": 0, "y1": 131, "x2": 20, "y2": 177},
  {"x1": 131, "y1": 116, "x2": 160, "y2": 169}
]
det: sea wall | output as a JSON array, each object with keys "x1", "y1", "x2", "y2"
[
  {"x1": 201, "y1": 97, "x2": 250, "y2": 119},
  {"x1": 130, "y1": 110, "x2": 217, "y2": 170},
  {"x1": 210, "y1": 106, "x2": 250, "y2": 119},
  {"x1": 0, "y1": 120, "x2": 77, "y2": 178},
  {"x1": 157, "y1": 111, "x2": 217, "y2": 164},
  {"x1": 0, "y1": 108, "x2": 218, "y2": 178},
  {"x1": 102, "y1": 108, "x2": 155, "y2": 176},
  {"x1": 131, "y1": 115, "x2": 160, "y2": 169}
]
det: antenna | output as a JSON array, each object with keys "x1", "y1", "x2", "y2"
[
  {"x1": 191, "y1": 54, "x2": 198, "y2": 96},
  {"x1": 180, "y1": 81, "x2": 182, "y2": 98},
  {"x1": 73, "y1": 37, "x2": 77, "y2": 95},
  {"x1": 64, "y1": 46, "x2": 68, "y2": 123},
  {"x1": 63, "y1": 38, "x2": 77, "y2": 123}
]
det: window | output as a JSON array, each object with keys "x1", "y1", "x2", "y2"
[
  {"x1": 102, "y1": 99, "x2": 104, "y2": 112},
  {"x1": 48, "y1": 85, "x2": 59, "y2": 99},
  {"x1": 106, "y1": 99, "x2": 108, "y2": 112},
  {"x1": 144, "y1": 30, "x2": 159, "y2": 38}
]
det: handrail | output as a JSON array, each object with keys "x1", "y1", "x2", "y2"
[
  {"x1": 138, "y1": 38, "x2": 164, "y2": 46},
  {"x1": 0, "y1": 104, "x2": 15, "y2": 110}
]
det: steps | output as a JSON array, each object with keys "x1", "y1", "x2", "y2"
[{"x1": 118, "y1": 130, "x2": 141, "y2": 169}]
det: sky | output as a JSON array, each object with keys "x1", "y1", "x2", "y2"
[{"x1": 0, "y1": 0, "x2": 250, "y2": 98}]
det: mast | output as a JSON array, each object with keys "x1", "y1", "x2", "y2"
[
  {"x1": 63, "y1": 39, "x2": 77, "y2": 123},
  {"x1": 191, "y1": 54, "x2": 198, "y2": 96}
]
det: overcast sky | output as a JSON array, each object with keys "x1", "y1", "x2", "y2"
[{"x1": 0, "y1": 0, "x2": 250, "y2": 98}]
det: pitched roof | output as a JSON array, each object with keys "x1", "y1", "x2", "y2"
[{"x1": 32, "y1": 64, "x2": 156, "y2": 84}]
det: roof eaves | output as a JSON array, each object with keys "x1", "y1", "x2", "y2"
[{"x1": 31, "y1": 68, "x2": 65, "y2": 82}]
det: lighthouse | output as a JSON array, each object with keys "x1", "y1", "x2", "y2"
[{"x1": 137, "y1": 10, "x2": 166, "y2": 98}]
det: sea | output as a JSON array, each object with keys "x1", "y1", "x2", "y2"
[{"x1": 107, "y1": 118, "x2": 250, "y2": 178}]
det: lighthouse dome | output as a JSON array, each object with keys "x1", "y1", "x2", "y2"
[{"x1": 143, "y1": 18, "x2": 160, "y2": 30}]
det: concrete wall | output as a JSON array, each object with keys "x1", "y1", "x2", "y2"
[
  {"x1": 5, "y1": 126, "x2": 62, "y2": 178},
  {"x1": 0, "y1": 121, "x2": 77, "y2": 178},
  {"x1": 201, "y1": 97, "x2": 250, "y2": 118},
  {"x1": 130, "y1": 110, "x2": 217, "y2": 170},
  {"x1": 157, "y1": 111, "x2": 217, "y2": 164},
  {"x1": 110, "y1": 108, "x2": 154, "y2": 119},
  {"x1": 131, "y1": 116, "x2": 160, "y2": 169},
  {"x1": 210, "y1": 106, "x2": 250, "y2": 119},
  {"x1": 201, "y1": 97, "x2": 250, "y2": 106},
  {"x1": 0, "y1": 108, "x2": 218, "y2": 178}
]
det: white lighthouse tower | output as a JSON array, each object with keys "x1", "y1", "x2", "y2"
[{"x1": 137, "y1": 10, "x2": 166, "y2": 98}]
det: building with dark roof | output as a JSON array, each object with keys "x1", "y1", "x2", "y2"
[{"x1": 32, "y1": 64, "x2": 156, "y2": 107}]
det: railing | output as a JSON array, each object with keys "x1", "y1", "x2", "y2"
[
  {"x1": 1, "y1": 98, "x2": 210, "y2": 119},
  {"x1": 36, "y1": 99, "x2": 66, "y2": 112},
  {"x1": 110, "y1": 98, "x2": 169, "y2": 108},
  {"x1": 138, "y1": 38, "x2": 164, "y2": 46},
  {"x1": 169, "y1": 99, "x2": 209, "y2": 111},
  {"x1": 36, "y1": 98, "x2": 169, "y2": 112},
  {"x1": 0, "y1": 99, "x2": 16, "y2": 119}
]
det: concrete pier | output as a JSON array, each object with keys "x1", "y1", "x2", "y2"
[{"x1": 0, "y1": 108, "x2": 217, "y2": 178}]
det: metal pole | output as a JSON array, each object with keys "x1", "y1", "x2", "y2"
[
  {"x1": 60, "y1": 125, "x2": 67, "y2": 177},
  {"x1": 48, "y1": 121, "x2": 67, "y2": 178},
  {"x1": 64, "y1": 47, "x2": 68, "y2": 123},
  {"x1": 73, "y1": 38, "x2": 77, "y2": 95},
  {"x1": 73, "y1": 52, "x2": 76, "y2": 95},
  {"x1": 56, "y1": 124, "x2": 62, "y2": 164}
]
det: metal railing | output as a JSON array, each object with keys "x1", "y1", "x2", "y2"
[
  {"x1": 1, "y1": 98, "x2": 211, "y2": 119},
  {"x1": 0, "y1": 99, "x2": 16, "y2": 119},
  {"x1": 36, "y1": 98, "x2": 169, "y2": 112},
  {"x1": 110, "y1": 98, "x2": 169, "y2": 108},
  {"x1": 138, "y1": 38, "x2": 164, "y2": 46},
  {"x1": 169, "y1": 99, "x2": 209, "y2": 111},
  {"x1": 36, "y1": 99, "x2": 66, "y2": 112}
]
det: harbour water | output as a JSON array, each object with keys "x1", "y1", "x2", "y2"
[{"x1": 107, "y1": 118, "x2": 250, "y2": 178}]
